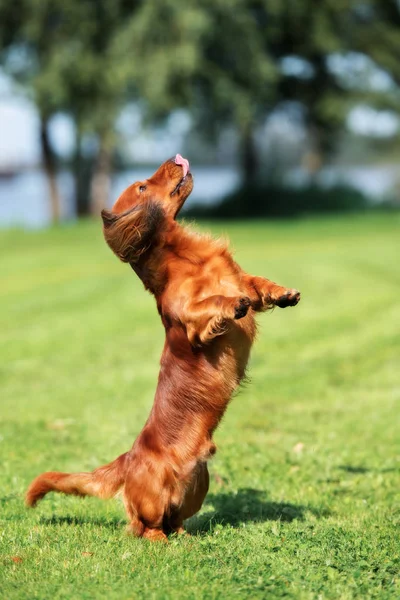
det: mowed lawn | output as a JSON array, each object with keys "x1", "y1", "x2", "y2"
[{"x1": 1, "y1": 213, "x2": 399, "y2": 600}]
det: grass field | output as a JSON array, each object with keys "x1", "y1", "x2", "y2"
[{"x1": 1, "y1": 213, "x2": 399, "y2": 599}]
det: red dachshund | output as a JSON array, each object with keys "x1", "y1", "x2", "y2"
[{"x1": 26, "y1": 155, "x2": 300, "y2": 541}]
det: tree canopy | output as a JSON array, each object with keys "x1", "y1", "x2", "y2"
[{"x1": 0, "y1": 0, "x2": 399, "y2": 219}]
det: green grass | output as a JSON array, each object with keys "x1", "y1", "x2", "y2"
[{"x1": 1, "y1": 213, "x2": 399, "y2": 599}]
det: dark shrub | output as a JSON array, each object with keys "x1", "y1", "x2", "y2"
[{"x1": 185, "y1": 184, "x2": 371, "y2": 219}]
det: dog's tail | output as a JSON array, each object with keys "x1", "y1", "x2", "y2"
[{"x1": 25, "y1": 451, "x2": 129, "y2": 507}]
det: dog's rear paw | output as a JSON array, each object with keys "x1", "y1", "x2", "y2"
[
  {"x1": 234, "y1": 296, "x2": 251, "y2": 319},
  {"x1": 275, "y1": 289, "x2": 301, "y2": 308}
]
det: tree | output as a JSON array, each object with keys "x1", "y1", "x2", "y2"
[
  {"x1": 58, "y1": 0, "x2": 139, "y2": 216},
  {"x1": 0, "y1": 0, "x2": 68, "y2": 221},
  {"x1": 2, "y1": 0, "x2": 399, "y2": 223},
  {"x1": 264, "y1": 0, "x2": 400, "y2": 172},
  {"x1": 0, "y1": 0, "x2": 138, "y2": 218},
  {"x1": 254, "y1": 0, "x2": 353, "y2": 172},
  {"x1": 115, "y1": 0, "x2": 277, "y2": 183},
  {"x1": 194, "y1": 0, "x2": 277, "y2": 183},
  {"x1": 352, "y1": 0, "x2": 400, "y2": 121}
]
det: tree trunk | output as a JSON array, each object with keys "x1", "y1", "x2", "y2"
[
  {"x1": 90, "y1": 145, "x2": 111, "y2": 216},
  {"x1": 302, "y1": 124, "x2": 328, "y2": 180},
  {"x1": 74, "y1": 131, "x2": 92, "y2": 217},
  {"x1": 40, "y1": 118, "x2": 61, "y2": 223},
  {"x1": 240, "y1": 120, "x2": 258, "y2": 184}
]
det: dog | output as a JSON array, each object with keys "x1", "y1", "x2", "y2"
[{"x1": 26, "y1": 154, "x2": 300, "y2": 541}]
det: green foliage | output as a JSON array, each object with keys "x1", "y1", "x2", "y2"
[
  {"x1": 354, "y1": 0, "x2": 400, "y2": 85},
  {"x1": 114, "y1": 1, "x2": 209, "y2": 116},
  {"x1": 1, "y1": 214, "x2": 400, "y2": 598},
  {"x1": 194, "y1": 0, "x2": 277, "y2": 129},
  {"x1": 113, "y1": 0, "x2": 277, "y2": 129},
  {"x1": 1, "y1": 1, "x2": 400, "y2": 217},
  {"x1": 0, "y1": 0, "x2": 131, "y2": 131},
  {"x1": 350, "y1": 0, "x2": 400, "y2": 118}
]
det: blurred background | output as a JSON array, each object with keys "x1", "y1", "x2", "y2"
[{"x1": 0, "y1": 0, "x2": 400, "y2": 227}]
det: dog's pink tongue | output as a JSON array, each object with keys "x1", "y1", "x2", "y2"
[{"x1": 175, "y1": 154, "x2": 189, "y2": 178}]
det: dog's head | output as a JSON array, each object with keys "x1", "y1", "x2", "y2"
[{"x1": 101, "y1": 155, "x2": 193, "y2": 264}]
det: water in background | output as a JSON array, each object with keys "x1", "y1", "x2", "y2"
[
  {"x1": 0, "y1": 164, "x2": 397, "y2": 228},
  {"x1": 0, "y1": 166, "x2": 240, "y2": 229}
]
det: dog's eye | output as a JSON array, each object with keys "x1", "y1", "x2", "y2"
[{"x1": 139, "y1": 185, "x2": 147, "y2": 193}]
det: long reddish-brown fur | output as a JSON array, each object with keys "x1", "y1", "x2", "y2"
[{"x1": 26, "y1": 156, "x2": 300, "y2": 541}]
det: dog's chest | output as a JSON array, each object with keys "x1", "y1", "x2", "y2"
[{"x1": 198, "y1": 254, "x2": 240, "y2": 298}]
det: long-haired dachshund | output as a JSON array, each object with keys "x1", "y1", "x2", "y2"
[{"x1": 26, "y1": 155, "x2": 300, "y2": 541}]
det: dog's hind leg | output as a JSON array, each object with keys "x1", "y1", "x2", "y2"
[
  {"x1": 125, "y1": 511, "x2": 167, "y2": 542},
  {"x1": 125, "y1": 512, "x2": 167, "y2": 542},
  {"x1": 142, "y1": 527, "x2": 168, "y2": 542},
  {"x1": 169, "y1": 462, "x2": 210, "y2": 534},
  {"x1": 123, "y1": 472, "x2": 168, "y2": 542}
]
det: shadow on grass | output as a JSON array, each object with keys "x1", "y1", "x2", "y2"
[
  {"x1": 38, "y1": 488, "x2": 328, "y2": 534},
  {"x1": 187, "y1": 488, "x2": 328, "y2": 535},
  {"x1": 39, "y1": 515, "x2": 124, "y2": 529},
  {"x1": 338, "y1": 465, "x2": 399, "y2": 474}
]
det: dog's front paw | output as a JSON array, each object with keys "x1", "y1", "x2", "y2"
[
  {"x1": 275, "y1": 289, "x2": 301, "y2": 308},
  {"x1": 234, "y1": 296, "x2": 251, "y2": 319}
]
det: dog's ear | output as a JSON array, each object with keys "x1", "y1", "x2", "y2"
[{"x1": 101, "y1": 202, "x2": 164, "y2": 263}]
